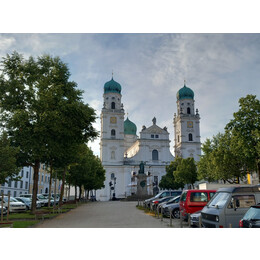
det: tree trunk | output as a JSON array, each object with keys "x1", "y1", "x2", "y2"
[
  {"x1": 74, "y1": 185, "x2": 77, "y2": 201},
  {"x1": 31, "y1": 160, "x2": 40, "y2": 214},
  {"x1": 59, "y1": 167, "x2": 66, "y2": 207},
  {"x1": 79, "y1": 186, "x2": 82, "y2": 200},
  {"x1": 48, "y1": 161, "x2": 53, "y2": 208}
]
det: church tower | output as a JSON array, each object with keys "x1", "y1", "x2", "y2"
[
  {"x1": 100, "y1": 77, "x2": 125, "y2": 165},
  {"x1": 173, "y1": 82, "x2": 201, "y2": 161}
]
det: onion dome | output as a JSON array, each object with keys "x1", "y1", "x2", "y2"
[
  {"x1": 176, "y1": 83, "x2": 194, "y2": 100},
  {"x1": 124, "y1": 117, "x2": 137, "y2": 135},
  {"x1": 104, "y1": 77, "x2": 122, "y2": 94}
]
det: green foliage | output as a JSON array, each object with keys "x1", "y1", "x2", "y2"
[
  {"x1": 0, "y1": 132, "x2": 21, "y2": 183},
  {"x1": 0, "y1": 51, "x2": 98, "y2": 212},
  {"x1": 68, "y1": 144, "x2": 105, "y2": 192},
  {"x1": 174, "y1": 157, "x2": 197, "y2": 187},
  {"x1": 197, "y1": 133, "x2": 248, "y2": 183},
  {"x1": 159, "y1": 158, "x2": 184, "y2": 189},
  {"x1": 226, "y1": 94, "x2": 260, "y2": 177},
  {"x1": 198, "y1": 95, "x2": 260, "y2": 183}
]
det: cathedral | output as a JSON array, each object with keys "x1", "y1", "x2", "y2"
[{"x1": 96, "y1": 77, "x2": 201, "y2": 201}]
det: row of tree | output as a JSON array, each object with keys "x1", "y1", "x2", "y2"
[
  {"x1": 159, "y1": 95, "x2": 260, "y2": 189},
  {"x1": 198, "y1": 95, "x2": 260, "y2": 184},
  {"x1": 0, "y1": 52, "x2": 105, "y2": 213}
]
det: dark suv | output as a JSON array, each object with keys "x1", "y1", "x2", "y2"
[{"x1": 144, "y1": 190, "x2": 182, "y2": 208}]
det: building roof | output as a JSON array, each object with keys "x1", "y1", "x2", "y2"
[
  {"x1": 124, "y1": 117, "x2": 137, "y2": 135},
  {"x1": 104, "y1": 77, "x2": 122, "y2": 94},
  {"x1": 176, "y1": 84, "x2": 194, "y2": 100}
]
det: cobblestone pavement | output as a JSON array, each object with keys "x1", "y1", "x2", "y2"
[{"x1": 34, "y1": 201, "x2": 190, "y2": 228}]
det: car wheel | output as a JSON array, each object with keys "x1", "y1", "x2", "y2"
[{"x1": 172, "y1": 208, "x2": 180, "y2": 219}]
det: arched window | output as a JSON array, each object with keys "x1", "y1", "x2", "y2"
[
  {"x1": 152, "y1": 149, "x2": 159, "y2": 161},
  {"x1": 111, "y1": 129, "x2": 116, "y2": 137},
  {"x1": 189, "y1": 133, "x2": 193, "y2": 141},
  {"x1": 111, "y1": 102, "x2": 115, "y2": 109},
  {"x1": 187, "y1": 107, "x2": 191, "y2": 114},
  {"x1": 111, "y1": 151, "x2": 115, "y2": 160}
]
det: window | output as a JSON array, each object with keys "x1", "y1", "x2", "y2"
[
  {"x1": 8, "y1": 179, "x2": 12, "y2": 187},
  {"x1": 111, "y1": 129, "x2": 116, "y2": 137},
  {"x1": 111, "y1": 151, "x2": 115, "y2": 160},
  {"x1": 20, "y1": 181, "x2": 23, "y2": 189},
  {"x1": 188, "y1": 133, "x2": 193, "y2": 141},
  {"x1": 152, "y1": 149, "x2": 159, "y2": 161},
  {"x1": 228, "y1": 195, "x2": 256, "y2": 209},
  {"x1": 111, "y1": 173, "x2": 115, "y2": 180},
  {"x1": 21, "y1": 170, "x2": 24, "y2": 177},
  {"x1": 14, "y1": 181, "x2": 18, "y2": 188},
  {"x1": 25, "y1": 182, "x2": 28, "y2": 189},
  {"x1": 14, "y1": 191, "x2": 17, "y2": 197},
  {"x1": 155, "y1": 135, "x2": 159, "y2": 138},
  {"x1": 154, "y1": 176, "x2": 158, "y2": 186},
  {"x1": 42, "y1": 175, "x2": 44, "y2": 182},
  {"x1": 151, "y1": 134, "x2": 154, "y2": 138},
  {"x1": 178, "y1": 135, "x2": 180, "y2": 143},
  {"x1": 190, "y1": 192, "x2": 208, "y2": 202},
  {"x1": 187, "y1": 107, "x2": 191, "y2": 114},
  {"x1": 26, "y1": 171, "x2": 29, "y2": 178},
  {"x1": 111, "y1": 102, "x2": 115, "y2": 109}
]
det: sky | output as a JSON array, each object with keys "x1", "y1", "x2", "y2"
[{"x1": 0, "y1": 33, "x2": 260, "y2": 156}]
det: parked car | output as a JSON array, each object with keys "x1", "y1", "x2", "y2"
[
  {"x1": 0, "y1": 196, "x2": 27, "y2": 213},
  {"x1": 15, "y1": 197, "x2": 41, "y2": 210},
  {"x1": 239, "y1": 205, "x2": 260, "y2": 228},
  {"x1": 162, "y1": 196, "x2": 181, "y2": 218},
  {"x1": 180, "y1": 189, "x2": 216, "y2": 221},
  {"x1": 151, "y1": 196, "x2": 174, "y2": 211},
  {"x1": 20, "y1": 194, "x2": 46, "y2": 207},
  {"x1": 201, "y1": 185, "x2": 260, "y2": 228},
  {"x1": 190, "y1": 210, "x2": 202, "y2": 227},
  {"x1": 144, "y1": 190, "x2": 182, "y2": 208},
  {"x1": 0, "y1": 205, "x2": 7, "y2": 215}
]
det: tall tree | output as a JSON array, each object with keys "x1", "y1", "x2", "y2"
[
  {"x1": 197, "y1": 133, "x2": 248, "y2": 183},
  {"x1": 226, "y1": 95, "x2": 260, "y2": 182},
  {"x1": 0, "y1": 132, "x2": 21, "y2": 184},
  {"x1": 0, "y1": 52, "x2": 97, "y2": 212},
  {"x1": 174, "y1": 157, "x2": 197, "y2": 188},
  {"x1": 159, "y1": 158, "x2": 184, "y2": 190}
]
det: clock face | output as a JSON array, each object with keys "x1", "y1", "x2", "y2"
[
  {"x1": 187, "y1": 121, "x2": 193, "y2": 128},
  {"x1": 110, "y1": 117, "x2": 117, "y2": 124}
]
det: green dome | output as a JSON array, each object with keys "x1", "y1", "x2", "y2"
[
  {"x1": 104, "y1": 77, "x2": 122, "y2": 94},
  {"x1": 124, "y1": 117, "x2": 137, "y2": 135},
  {"x1": 176, "y1": 84, "x2": 194, "y2": 100}
]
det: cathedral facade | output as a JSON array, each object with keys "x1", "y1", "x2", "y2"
[{"x1": 96, "y1": 77, "x2": 201, "y2": 201}]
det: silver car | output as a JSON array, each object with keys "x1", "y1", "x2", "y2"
[{"x1": 161, "y1": 195, "x2": 181, "y2": 218}]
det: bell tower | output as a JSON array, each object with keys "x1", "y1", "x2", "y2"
[
  {"x1": 173, "y1": 82, "x2": 201, "y2": 161},
  {"x1": 100, "y1": 76, "x2": 125, "y2": 165}
]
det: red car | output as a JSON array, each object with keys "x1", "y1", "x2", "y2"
[{"x1": 179, "y1": 189, "x2": 216, "y2": 220}]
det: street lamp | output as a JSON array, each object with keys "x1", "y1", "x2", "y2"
[{"x1": 112, "y1": 177, "x2": 117, "y2": 200}]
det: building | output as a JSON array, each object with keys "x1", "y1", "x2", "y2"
[
  {"x1": 97, "y1": 77, "x2": 192, "y2": 201},
  {"x1": 1, "y1": 164, "x2": 61, "y2": 197},
  {"x1": 173, "y1": 82, "x2": 201, "y2": 161}
]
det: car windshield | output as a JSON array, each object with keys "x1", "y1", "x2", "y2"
[
  {"x1": 180, "y1": 192, "x2": 187, "y2": 202},
  {"x1": 243, "y1": 207, "x2": 260, "y2": 220},
  {"x1": 4, "y1": 197, "x2": 18, "y2": 202},
  {"x1": 208, "y1": 192, "x2": 230, "y2": 209}
]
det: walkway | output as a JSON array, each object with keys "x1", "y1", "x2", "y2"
[{"x1": 35, "y1": 201, "x2": 173, "y2": 228}]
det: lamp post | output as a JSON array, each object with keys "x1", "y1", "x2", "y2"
[{"x1": 112, "y1": 177, "x2": 117, "y2": 200}]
